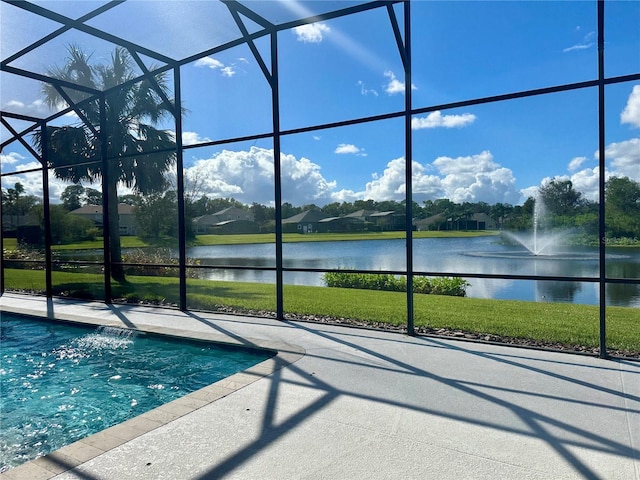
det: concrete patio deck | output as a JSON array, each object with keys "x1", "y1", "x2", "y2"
[{"x1": 1, "y1": 293, "x2": 639, "y2": 480}]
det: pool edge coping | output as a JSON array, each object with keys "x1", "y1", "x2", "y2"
[{"x1": 0, "y1": 305, "x2": 305, "y2": 480}]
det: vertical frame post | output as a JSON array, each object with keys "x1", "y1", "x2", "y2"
[
  {"x1": 271, "y1": 31, "x2": 284, "y2": 320},
  {"x1": 0, "y1": 176, "x2": 4, "y2": 295},
  {"x1": 40, "y1": 123, "x2": 53, "y2": 297},
  {"x1": 100, "y1": 95, "x2": 112, "y2": 303},
  {"x1": 597, "y1": 0, "x2": 607, "y2": 358},
  {"x1": 404, "y1": 0, "x2": 415, "y2": 335},
  {"x1": 174, "y1": 66, "x2": 188, "y2": 311}
]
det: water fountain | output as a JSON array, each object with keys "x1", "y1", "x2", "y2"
[
  {"x1": 504, "y1": 197, "x2": 568, "y2": 256},
  {"x1": 467, "y1": 196, "x2": 603, "y2": 261}
]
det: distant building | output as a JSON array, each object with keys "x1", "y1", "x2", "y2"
[
  {"x1": 2, "y1": 214, "x2": 38, "y2": 232},
  {"x1": 344, "y1": 209, "x2": 376, "y2": 222},
  {"x1": 471, "y1": 213, "x2": 497, "y2": 230},
  {"x1": 282, "y1": 210, "x2": 330, "y2": 233},
  {"x1": 212, "y1": 219, "x2": 259, "y2": 234},
  {"x1": 192, "y1": 207, "x2": 257, "y2": 235},
  {"x1": 413, "y1": 213, "x2": 446, "y2": 231},
  {"x1": 212, "y1": 207, "x2": 254, "y2": 222},
  {"x1": 413, "y1": 212, "x2": 497, "y2": 231},
  {"x1": 70, "y1": 204, "x2": 137, "y2": 235},
  {"x1": 192, "y1": 214, "x2": 222, "y2": 234},
  {"x1": 369, "y1": 211, "x2": 405, "y2": 231},
  {"x1": 317, "y1": 216, "x2": 366, "y2": 233}
]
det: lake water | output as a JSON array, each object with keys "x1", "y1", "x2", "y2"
[{"x1": 186, "y1": 236, "x2": 640, "y2": 307}]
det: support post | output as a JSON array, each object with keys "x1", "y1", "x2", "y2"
[
  {"x1": 174, "y1": 66, "x2": 188, "y2": 311},
  {"x1": 41, "y1": 123, "x2": 53, "y2": 297},
  {"x1": 271, "y1": 32, "x2": 285, "y2": 320},
  {"x1": 597, "y1": 0, "x2": 607, "y2": 358},
  {"x1": 404, "y1": 1, "x2": 415, "y2": 335},
  {"x1": 100, "y1": 95, "x2": 112, "y2": 303}
]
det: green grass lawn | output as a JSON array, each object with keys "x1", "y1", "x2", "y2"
[
  {"x1": 3, "y1": 237, "x2": 151, "y2": 251},
  {"x1": 192, "y1": 230, "x2": 498, "y2": 246},
  {"x1": 3, "y1": 268, "x2": 638, "y2": 353},
  {"x1": 3, "y1": 230, "x2": 498, "y2": 251}
]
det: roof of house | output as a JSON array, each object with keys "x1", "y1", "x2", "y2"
[
  {"x1": 471, "y1": 212, "x2": 493, "y2": 220},
  {"x1": 212, "y1": 206, "x2": 248, "y2": 216},
  {"x1": 192, "y1": 214, "x2": 221, "y2": 225},
  {"x1": 369, "y1": 210, "x2": 398, "y2": 217},
  {"x1": 70, "y1": 204, "x2": 135, "y2": 215},
  {"x1": 344, "y1": 209, "x2": 376, "y2": 218},
  {"x1": 319, "y1": 216, "x2": 362, "y2": 223},
  {"x1": 282, "y1": 210, "x2": 329, "y2": 224},
  {"x1": 215, "y1": 219, "x2": 256, "y2": 226},
  {"x1": 413, "y1": 213, "x2": 445, "y2": 225}
]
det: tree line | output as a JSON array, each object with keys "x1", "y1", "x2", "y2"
[{"x1": 3, "y1": 175, "x2": 639, "y2": 244}]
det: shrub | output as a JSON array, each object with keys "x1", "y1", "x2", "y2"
[
  {"x1": 428, "y1": 276, "x2": 469, "y2": 296},
  {"x1": 2, "y1": 246, "x2": 46, "y2": 269},
  {"x1": 122, "y1": 248, "x2": 200, "y2": 278},
  {"x1": 323, "y1": 271, "x2": 468, "y2": 297}
]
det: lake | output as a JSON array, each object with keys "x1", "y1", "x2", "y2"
[{"x1": 186, "y1": 236, "x2": 640, "y2": 307}]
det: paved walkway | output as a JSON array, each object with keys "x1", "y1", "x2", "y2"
[{"x1": 1, "y1": 293, "x2": 639, "y2": 480}]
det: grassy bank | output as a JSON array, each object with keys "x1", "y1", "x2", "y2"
[
  {"x1": 3, "y1": 268, "x2": 638, "y2": 354},
  {"x1": 2, "y1": 230, "x2": 498, "y2": 251},
  {"x1": 192, "y1": 230, "x2": 498, "y2": 246}
]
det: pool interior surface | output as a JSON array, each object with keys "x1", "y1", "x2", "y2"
[{"x1": 0, "y1": 312, "x2": 274, "y2": 472}]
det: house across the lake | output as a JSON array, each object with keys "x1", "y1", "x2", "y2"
[
  {"x1": 413, "y1": 212, "x2": 497, "y2": 231},
  {"x1": 70, "y1": 204, "x2": 138, "y2": 235},
  {"x1": 282, "y1": 210, "x2": 329, "y2": 233},
  {"x1": 192, "y1": 207, "x2": 257, "y2": 234}
]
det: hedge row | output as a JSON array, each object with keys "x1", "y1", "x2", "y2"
[{"x1": 323, "y1": 271, "x2": 469, "y2": 297}]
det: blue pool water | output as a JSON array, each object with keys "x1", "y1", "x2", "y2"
[{"x1": 0, "y1": 313, "x2": 273, "y2": 472}]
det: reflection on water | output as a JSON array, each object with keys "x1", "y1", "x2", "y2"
[{"x1": 186, "y1": 237, "x2": 640, "y2": 307}]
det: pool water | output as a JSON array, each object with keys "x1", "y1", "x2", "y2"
[{"x1": 0, "y1": 313, "x2": 273, "y2": 472}]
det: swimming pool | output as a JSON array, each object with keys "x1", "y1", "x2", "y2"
[{"x1": 0, "y1": 312, "x2": 275, "y2": 472}]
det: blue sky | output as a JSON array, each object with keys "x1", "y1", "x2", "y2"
[{"x1": 1, "y1": 0, "x2": 639, "y2": 208}]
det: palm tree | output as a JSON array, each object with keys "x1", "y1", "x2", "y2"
[{"x1": 34, "y1": 45, "x2": 177, "y2": 282}]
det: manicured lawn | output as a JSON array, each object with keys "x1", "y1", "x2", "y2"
[
  {"x1": 2, "y1": 230, "x2": 498, "y2": 251},
  {"x1": 2, "y1": 237, "x2": 151, "y2": 251},
  {"x1": 193, "y1": 230, "x2": 498, "y2": 245},
  {"x1": 3, "y1": 268, "x2": 638, "y2": 353}
]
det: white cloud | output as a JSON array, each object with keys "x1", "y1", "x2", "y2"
[
  {"x1": 346, "y1": 151, "x2": 519, "y2": 204},
  {"x1": 1, "y1": 151, "x2": 25, "y2": 167},
  {"x1": 220, "y1": 66, "x2": 235, "y2": 77},
  {"x1": 194, "y1": 57, "x2": 235, "y2": 76},
  {"x1": 384, "y1": 70, "x2": 407, "y2": 95},
  {"x1": 522, "y1": 138, "x2": 640, "y2": 202},
  {"x1": 359, "y1": 157, "x2": 412, "y2": 200},
  {"x1": 357, "y1": 80, "x2": 378, "y2": 97},
  {"x1": 567, "y1": 156, "x2": 587, "y2": 172},
  {"x1": 603, "y1": 137, "x2": 640, "y2": 180},
  {"x1": 334, "y1": 144, "x2": 366, "y2": 156},
  {"x1": 569, "y1": 168, "x2": 600, "y2": 201},
  {"x1": 563, "y1": 31, "x2": 595, "y2": 53},
  {"x1": 525, "y1": 171, "x2": 601, "y2": 203},
  {"x1": 194, "y1": 57, "x2": 224, "y2": 69},
  {"x1": 181, "y1": 131, "x2": 212, "y2": 146},
  {"x1": 14, "y1": 160, "x2": 42, "y2": 173},
  {"x1": 3, "y1": 99, "x2": 48, "y2": 116},
  {"x1": 412, "y1": 111, "x2": 476, "y2": 129},
  {"x1": 432, "y1": 151, "x2": 520, "y2": 204},
  {"x1": 621, "y1": 85, "x2": 640, "y2": 128},
  {"x1": 0, "y1": 160, "x2": 76, "y2": 203},
  {"x1": 520, "y1": 185, "x2": 539, "y2": 201},
  {"x1": 293, "y1": 23, "x2": 330, "y2": 43},
  {"x1": 183, "y1": 146, "x2": 338, "y2": 206}
]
